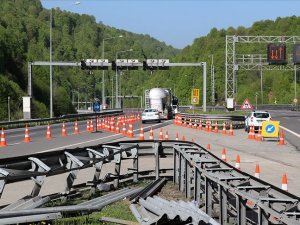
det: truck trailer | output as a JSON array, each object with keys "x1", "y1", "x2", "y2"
[{"x1": 145, "y1": 88, "x2": 178, "y2": 120}]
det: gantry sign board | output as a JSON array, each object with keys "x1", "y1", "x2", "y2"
[
  {"x1": 191, "y1": 89, "x2": 200, "y2": 105},
  {"x1": 241, "y1": 98, "x2": 253, "y2": 110}
]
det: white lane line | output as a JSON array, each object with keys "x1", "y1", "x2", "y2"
[
  {"x1": 37, "y1": 122, "x2": 169, "y2": 154},
  {"x1": 280, "y1": 125, "x2": 300, "y2": 138}
]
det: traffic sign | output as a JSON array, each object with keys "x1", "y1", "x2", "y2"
[
  {"x1": 241, "y1": 98, "x2": 253, "y2": 110},
  {"x1": 93, "y1": 102, "x2": 101, "y2": 113},
  {"x1": 261, "y1": 121, "x2": 280, "y2": 138},
  {"x1": 191, "y1": 89, "x2": 200, "y2": 105},
  {"x1": 267, "y1": 44, "x2": 287, "y2": 65}
]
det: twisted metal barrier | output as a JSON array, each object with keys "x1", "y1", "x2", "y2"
[{"x1": 0, "y1": 140, "x2": 299, "y2": 224}]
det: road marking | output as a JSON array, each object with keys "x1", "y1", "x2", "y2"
[
  {"x1": 37, "y1": 121, "x2": 170, "y2": 154},
  {"x1": 280, "y1": 125, "x2": 300, "y2": 138}
]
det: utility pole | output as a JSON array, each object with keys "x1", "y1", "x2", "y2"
[
  {"x1": 210, "y1": 55, "x2": 215, "y2": 106},
  {"x1": 8, "y1": 96, "x2": 10, "y2": 122}
]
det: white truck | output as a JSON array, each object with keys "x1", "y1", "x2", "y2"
[{"x1": 145, "y1": 88, "x2": 178, "y2": 120}]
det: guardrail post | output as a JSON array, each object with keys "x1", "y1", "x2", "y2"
[
  {"x1": 173, "y1": 148, "x2": 179, "y2": 184},
  {"x1": 133, "y1": 150, "x2": 139, "y2": 183},
  {"x1": 258, "y1": 206, "x2": 269, "y2": 225},
  {"x1": 236, "y1": 194, "x2": 247, "y2": 225},
  {"x1": 113, "y1": 151, "x2": 122, "y2": 189},
  {"x1": 153, "y1": 142, "x2": 160, "y2": 179},
  {"x1": 180, "y1": 153, "x2": 185, "y2": 193},
  {"x1": 194, "y1": 166, "x2": 201, "y2": 205},
  {"x1": 28, "y1": 157, "x2": 51, "y2": 197},
  {"x1": 218, "y1": 184, "x2": 228, "y2": 225},
  {"x1": 205, "y1": 176, "x2": 213, "y2": 216},
  {"x1": 64, "y1": 152, "x2": 84, "y2": 198},
  {"x1": 0, "y1": 169, "x2": 9, "y2": 199},
  {"x1": 86, "y1": 148, "x2": 106, "y2": 194}
]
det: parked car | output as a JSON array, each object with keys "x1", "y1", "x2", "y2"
[
  {"x1": 245, "y1": 111, "x2": 272, "y2": 132},
  {"x1": 141, "y1": 109, "x2": 161, "y2": 123}
]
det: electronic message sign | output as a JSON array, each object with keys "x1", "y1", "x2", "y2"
[
  {"x1": 293, "y1": 44, "x2": 300, "y2": 64},
  {"x1": 267, "y1": 44, "x2": 286, "y2": 65}
]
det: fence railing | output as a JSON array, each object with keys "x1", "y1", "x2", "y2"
[
  {"x1": 0, "y1": 140, "x2": 299, "y2": 224},
  {"x1": 0, "y1": 110, "x2": 123, "y2": 129}
]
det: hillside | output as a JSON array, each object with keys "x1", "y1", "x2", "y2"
[
  {"x1": 0, "y1": 0, "x2": 179, "y2": 120},
  {"x1": 147, "y1": 16, "x2": 300, "y2": 106}
]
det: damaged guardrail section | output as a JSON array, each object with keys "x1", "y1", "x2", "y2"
[{"x1": 0, "y1": 140, "x2": 299, "y2": 224}]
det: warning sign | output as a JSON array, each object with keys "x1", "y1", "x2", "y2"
[
  {"x1": 241, "y1": 98, "x2": 253, "y2": 110},
  {"x1": 191, "y1": 89, "x2": 200, "y2": 105},
  {"x1": 261, "y1": 121, "x2": 280, "y2": 138}
]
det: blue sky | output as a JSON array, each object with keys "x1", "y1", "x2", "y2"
[{"x1": 41, "y1": 0, "x2": 300, "y2": 49}]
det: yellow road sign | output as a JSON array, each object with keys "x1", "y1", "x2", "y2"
[
  {"x1": 261, "y1": 121, "x2": 280, "y2": 138},
  {"x1": 191, "y1": 89, "x2": 200, "y2": 105}
]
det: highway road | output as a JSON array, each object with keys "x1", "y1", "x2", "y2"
[
  {"x1": 270, "y1": 110, "x2": 300, "y2": 150},
  {"x1": 0, "y1": 118, "x2": 171, "y2": 159}
]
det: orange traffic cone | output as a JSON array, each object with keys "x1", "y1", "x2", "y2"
[
  {"x1": 209, "y1": 121, "x2": 212, "y2": 132},
  {"x1": 222, "y1": 122, "x2": 226, "y2": 135},
  {"x1": 165, "y1": 131, "x2": 169, "y2": 141},
  {"x1": 235, "y1": 154, "x2": 241, "y2": 170},
  {"x1": 256, "y1": 127, "x2": 262, "y2": 141},
  {"x1": 182, "y1": 135, "x2": 186, "y2": 141},
  {"x1": 115, "y1": 123, "x2": 120, "y2": 134},
  {"x1": 86, "y1": 120, "x2": 90, "y2": 132},
  {"x1": 175, "y1": 133, "x2": 179, "y2": 141},
  {"x1": 122, "y1": 123, "x2": 127, "y2": 135},
  {"x1": 90, "y1": 119, "x2": 94, "y2": 132},
  {"x1": 278, "y1": 129, "x2": 285, "y2": 145},
  {"x1": 61, "y1": 121, "x2": 67, "y2": 136},
  {"x1": 127, "y1": 124, "x2": 134, "y2": 138},
  {"x1": 229, "y1": 122, "x2": 234, "y2": 136},
  {"x1": 198, "y1": 119, "x2": 202, "y2": 130},
  {"x1": 46, "y1": 123, "x2": 52, "y2": 139},
  {"x1": 74, "y1": 120, "x2": 79, "y2": 134},
  {"x1": 205, "y1": 121, "x2": 209, "y2": 132},
  {"x1": 97, "y1": 117, "x2": 101, "y2": 130},
  {"x1": 214, "y1": 121, "x2": 219, "y2": 133},
  {"x1": 251, "y1": 126, "x2": 256, "y2": 139},
  {"x1": 139, "y1": 125, "x2": 145, "y2": 141},
  {"x1": 0, "y1": 128, "x2": 7, "y2": 147},
  {"x1": 221, "y1": 148, "x2": 227, "y2": 162},
  {"x1": 207, "y1": 144, "x2": 211, "y2": 150},
  {"x1": 149, "y1": 127, "x2": 154, "y2": 140},
  {"x1": 24, "y1": 125, "x2": 31, "y2": 142},
  {"x1": 159, "y1": 128, "x2": 163, "y2": 140},
  {"x1": 255, "y1": 164, "x2": 260, "y2": 178},
  {"x1": 282, "y1": 174, "x2": 288, "y2": 191}
]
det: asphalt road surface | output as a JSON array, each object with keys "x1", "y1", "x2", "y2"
[
  {"x1": 269, "y1": 110, "x2": 300, "y2": 150},
  {"x1": 0, "y1": 119, "x2": 172, "y2": 159}
]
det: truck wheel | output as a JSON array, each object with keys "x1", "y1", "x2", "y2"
[
  {"x1": 158, "y1": 120, "x2": 161, "y2": 123},
  {"x1": 142, "y1": 120, "x2": 145, "y2": 124}
]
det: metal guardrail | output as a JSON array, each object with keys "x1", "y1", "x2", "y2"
[
  {"x1": 0, "y1": 140, "x2": 299, "y2": 224},
  {"x1": 0, "y1": 110, "x2": 123, "y2": 129}
]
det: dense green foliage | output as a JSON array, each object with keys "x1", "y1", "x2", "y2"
[
  {"x1": 0, "y1": 0, "x2": 299, "y2": 120},
  {"x1": 0, "y1": 0, "x2": 178, "y2": 120}
]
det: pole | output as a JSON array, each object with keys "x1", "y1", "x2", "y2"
[
  {"x1": 255, "y1": 92, "x2": 258, "y2": 110},
  {"x1": 102, "y1": 39, "x2": 105, "y2": 108},
  {"x1": 77, "y1": 88, "x2": 79, "y2": 110},
  {"x1": 111, "y1": 76, "x2": 114, "y2": 108},
  {"x1": 260, "y1": 66, "x2": 263, "y2": 104},
  {"x1": 50, "y1": 8, "x2": 53, "y2": 118},
  {"x1": 115, "y1": 67, "x2": 118, "y2": 108},
  {"x1": 8, "y1": 96, "x2": 10, "y2": 122},
  {"x1": 294, "y1": 65, "x2": 297, "y2": 101},
  {"x1": 203, "y1": 62, "x2": 207, "y2": 112}
]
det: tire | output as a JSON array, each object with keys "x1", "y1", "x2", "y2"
[
  {"x1": 158, "y1": 120, "x2": 161, "y2": 123},
  {"x1": 142, "y1": 120, "x2": 145, "y2": 124},
  {"x1": 246, "y1": 126, "x2": 250, "y2": 133}
]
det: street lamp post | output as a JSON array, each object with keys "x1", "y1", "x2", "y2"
[
  {"x1": 102, "y1": 35, "x2": 123, "y2": 109},
  {"x1": 8, "y1": 96, "x2": 10, "y2": 122},
  {"x1": 115, "y1": 49, "x2": 133, "y2": 108},
  {"x1": 49, "y1": 2, "x2": 80, "y2": 118}
]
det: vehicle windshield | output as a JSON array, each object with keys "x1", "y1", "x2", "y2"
[
  {"x1": 254, "y1": 112, "x2": 270, "y2": 118},
  {"x1": 144, "y1": 109, "x2": 158, "y2": 113}
]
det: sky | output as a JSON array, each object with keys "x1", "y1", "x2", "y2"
[{"x1": 41, "y1": 0, "x2": 300, "y2": 49}]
